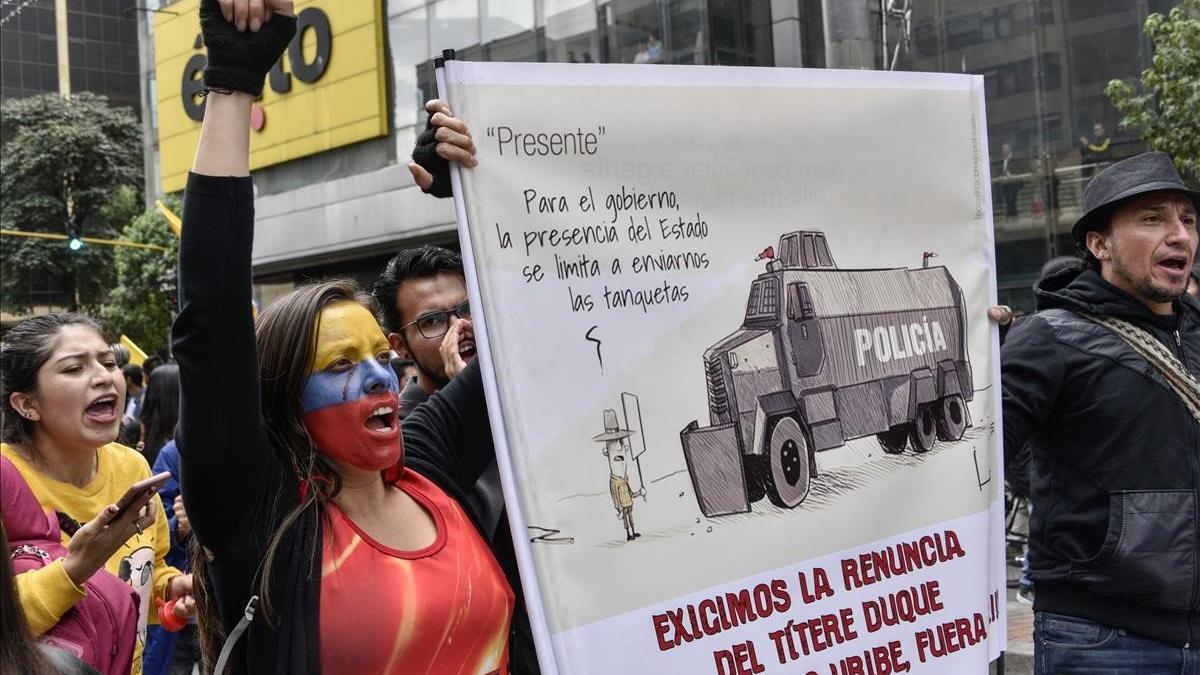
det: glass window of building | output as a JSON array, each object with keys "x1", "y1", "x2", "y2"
[
  {"x1": 887, "y1": 0, "x2": 1181, "y2": 312},
  {"x1": 482, "y1": 0, "x2": 538, "y2": 61},
  {"x1": 136, "y1": 0, "x2": 1186, "y2": 315},
  {"x1": 431, "y1": 0, "x2": 483, "y2": 51},
  {"x1": 397, "y1": 0, "x2": 772, "y2": 160},
  {"x1": 483, "y1": 0, "x2": 536, "y2": 43},
  {"x1": 545, "y1": 0, "x2": 600, "y2": 63},
  {"x1": 389, "y1": 3, "x2": 430, "y2": 154},
  {"x1": 0, "y1": 0, "x2": 140, "y2": 115}
]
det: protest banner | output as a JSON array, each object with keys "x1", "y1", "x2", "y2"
[{"x1": 437, "y1": 58, "x2": 1006, "y2": 674}]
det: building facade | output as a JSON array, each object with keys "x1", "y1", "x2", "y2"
[
  {"x1": 141, "y1": 0, "x2": 1182, "y2": 312},
  {"x1": 1, "y1": 0, "x2": 142, "y2": 113},
  {"x1": 0, "y1": 0, "x2": 144, "y2": 327}
]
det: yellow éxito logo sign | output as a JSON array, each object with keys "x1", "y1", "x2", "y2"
[
  {"x1": 179, "y1": 7, "x2": 332, "y2": 122},
  {"x1": 154, "y1": 0, "x2": 389, "y2": 193}
]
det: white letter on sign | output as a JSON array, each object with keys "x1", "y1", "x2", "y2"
[{"x1": 854, "y1": 329, "x2": 872, "y2": 367}]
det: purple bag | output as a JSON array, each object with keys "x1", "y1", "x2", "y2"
[{"x1": 2, "y1": 455, "x2": 139, "y2": 675}]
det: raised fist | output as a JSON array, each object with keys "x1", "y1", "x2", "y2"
[
  {"x1": 213, "y1": 0, "x2": 294, "y2": 32},
  {"x1": 200, "y1": 0, "x2": 296, "y2": 97}
]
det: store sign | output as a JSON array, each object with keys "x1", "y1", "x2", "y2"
[{"x1": 154, "y1": 0, "x2": 389, "y2": 192}]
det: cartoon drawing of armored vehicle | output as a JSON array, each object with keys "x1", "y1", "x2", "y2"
[{"x1": 680, "y1": 231, "x2": 973, "y2": 517}]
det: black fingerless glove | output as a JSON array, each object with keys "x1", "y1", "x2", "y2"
[
  {"x1": 411, "y1": 111, "x2": 452, "y2": 198},
  {"x1": 200, "y1": 0, "x2": 296, "y2": 97}
]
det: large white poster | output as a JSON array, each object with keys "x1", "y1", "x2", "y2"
[{"x1": 440, "y1": 61, "x2": 1006, "y2": 674}]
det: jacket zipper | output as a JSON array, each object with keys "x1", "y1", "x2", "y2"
[
  {"x1": 1192, "y1": 325, "x2": 1199, "y2": 650},
  {"x1": 1190, "y1": 493, "x2": 1198, "y2": 648},
  {"x1": 1174, "y1": 324, "x2": 1197, "y2": 648},
  {"x1": 1194, "y1": 325, "x2": 1200, "y2": 648}
]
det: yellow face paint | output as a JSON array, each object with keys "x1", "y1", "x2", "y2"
[
  {"x1": 301, "y1": 301, "x2": 402, "y2": 471},
  {"x1": 309, "y1": 302, "x2": 392, "y2": 375}
]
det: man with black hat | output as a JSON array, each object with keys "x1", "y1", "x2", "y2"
[{"x1": 1000, "y1": 151, "x2": 1199, "y2": 672}]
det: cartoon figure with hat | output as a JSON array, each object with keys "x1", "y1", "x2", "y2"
[{"x1": 592, "y1": 408, "x2": 645, "y2": 541}]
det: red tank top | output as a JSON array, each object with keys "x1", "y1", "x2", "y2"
[{"x1": 319, "y1": 468, "x2": 513, "y2": 674}]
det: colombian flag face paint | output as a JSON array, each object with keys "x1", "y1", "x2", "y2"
[{"x1": 301, "y1": 302, "x2": 402, "y2": 472}]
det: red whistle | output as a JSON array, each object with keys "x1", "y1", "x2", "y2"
[{"x1": 156, "y1": 597, "x2": 187, "y2": 633}]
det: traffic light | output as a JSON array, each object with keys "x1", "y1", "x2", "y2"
[{"x1": 67, "y1": 218, "x2": 83, "y2": 251}]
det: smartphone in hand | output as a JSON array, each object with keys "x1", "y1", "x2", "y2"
[{"x1": 112, "y1": 471, "x2": 172, "y2": 522}]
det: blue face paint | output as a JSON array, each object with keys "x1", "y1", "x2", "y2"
[
  {"x1": 300, "y1": 302, "x2": 404, "y2": 471},
  {"x1": 300, "y1": 358, "x2": 399, "y2": 414}
]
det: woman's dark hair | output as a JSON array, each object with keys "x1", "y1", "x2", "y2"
[
  {"x1": 142, "y1": 355, "x2": 164, "y2": 378},
  {"x1": 139, "y1": 364, "x2": 180, "y2": 466},
  {"x1": 0, "y1": 522, "x2": 52, "y2": 675},
  {"x1": 109, "y1": 343, "x2": 130, "y2": 368},
  {"x1": 1, "y1": 313, "x2": 106, "y2": 447},
  {"x1": 191, "y1": 539, "x2": 224, "y2": 674},
  {"x1": 121, "y1": 364, "x2": 143, "y2": 389},
  {"x1": 252, "y1": 279, "x2": 377, "y2": 623},
  {"x1": 370, "y1": 245, "x2": 463, "y2": 333}
]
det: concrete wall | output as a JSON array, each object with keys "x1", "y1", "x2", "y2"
[{"x1": 251, "y1": 162, "x2": 456, "y2": 274}]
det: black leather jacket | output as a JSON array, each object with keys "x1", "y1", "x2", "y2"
[{"x1": 1002, "y1": 267, "x2": 1200, "y2": 645}]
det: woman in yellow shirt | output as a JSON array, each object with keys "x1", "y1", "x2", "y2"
[{"x1": 1, "y1": 313, "x2": 196, "y2": 674}]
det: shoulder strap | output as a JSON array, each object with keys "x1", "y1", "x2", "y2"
[
  {"x1": 213, "y1": 595, "x2": 259, "y2": 675},
  {"x1": 1080, "y1": 312, "x2": 1200, "y2": 423},
  {"x1": 0, "y1": 454, "x2": 60, "y2": 543}
]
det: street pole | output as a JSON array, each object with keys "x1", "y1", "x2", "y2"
[
  {"x1": 55, "y1": 0, "x2": 69, "y2": 96},
  {"x1": 137, "y1": 4, "x2": 161, "y2": 206},
  {"x1": 820, "y1": 0, "x2": 874, "y2": 69}
]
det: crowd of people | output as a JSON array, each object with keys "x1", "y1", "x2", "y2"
[{"x1": 0, "y1": 0, "x2": 1196, "y2": 674}]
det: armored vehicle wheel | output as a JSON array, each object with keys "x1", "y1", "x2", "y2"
[
  {"x1": 763, "y1": 417, "x2": 811, "y2": 508},
  {"x1": 877, "y1": 425, "x2": 909, "y2": 454},
  {"x1": 744, "y1": 456, "x2": 767, "y2": 503},
  {"x1": 909, "y1": 403, "x2": 937, "y2": 453},
  {"x1": 935, "y1": 394, "x2": 968, "y2": 441}
]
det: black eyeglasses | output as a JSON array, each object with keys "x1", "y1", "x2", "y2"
[{"x1": 402, "y1": 300, "x2": 471, "y2": 339}]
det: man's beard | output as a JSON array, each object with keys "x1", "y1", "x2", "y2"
[
  {"x1": 412, "y1": 352, "x2": 451, "y2": 389},
  {"x1": 1110, "y1": 242, "x2": 1186, "y2": 305}
]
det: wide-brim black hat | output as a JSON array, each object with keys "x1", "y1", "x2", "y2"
[{"x1": 1071, "y1": 151, "x2": 1200, "y2": 250}]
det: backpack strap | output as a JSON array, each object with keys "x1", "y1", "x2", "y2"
[
  {"x1": 1, "y1": 455, "x2": 60, "y2": 543},
  {"x1": 1080, "y1": 312, "x2": 1200, "y2": 422},
  {"x1": 213, "y1": 595, "x2": 259, "y2": 675}
]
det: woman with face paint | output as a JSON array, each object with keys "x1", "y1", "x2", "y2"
[{"x1": 172, "y1": 2, "x2": 514, "y2": 674}]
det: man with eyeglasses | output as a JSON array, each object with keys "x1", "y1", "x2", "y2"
[
  {"x1": 372, "y1": 244, "x2": 539, "y2": 673},
  {"x1": 371, "y1": 245, "x2": 476, "y2": 418},
  {"x1": 396, "y1": 99, "x2": 541, "y2": 674}
]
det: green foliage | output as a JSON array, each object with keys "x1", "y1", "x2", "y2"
[
  {"x1": 1106, "y1": 0, "x2": 1200, "y2": 179},
  {"x1": 0, "y1": 93, "x2": 143, "y2": 313},
  {"x1": 99, "y1": 194, "x2": 181, "y2": 355}
]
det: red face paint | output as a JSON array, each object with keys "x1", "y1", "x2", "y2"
[
  {"x1": 303, "y1": 390, "x2": 401, "y2": 472},
  {"x1": 301, "y1": 302, "x2": 402, "y2": 472}
]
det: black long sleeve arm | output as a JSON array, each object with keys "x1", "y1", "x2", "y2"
[
  {"x1": 1000, "y1": 315, "x2": 1064, "y2": 488},
  {"x1": 173, "y1": 173, "x2": 282, "y2": 557},
  {"x1": 402, "y1": 359, "x2": 497, "y2": 502}
]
